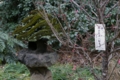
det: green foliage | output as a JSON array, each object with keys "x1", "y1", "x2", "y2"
[
  {"x1": 49, "y1": 64, "x2": 99, "y2": 80},
  {"x1": 0, "y1": 63, "x2": 30, "y2": 80},
  {"x1": 44, "y1": 0, "x2": 95, "y2": 33},
  {"x1": 41, "y1": 0, "x2": 120, "y2": 49},
  {"x1": 13, "y1": 10, "x2": 62, "y2": 41},
  {"x1": 0, "y1": 31, "x2": 26, "y2": 63},
  {"x1": 0, "y1": 0, "x2": 35, "y2": 32},
  {"x1": 0, "y1": 0, "x2": 33, "y2": 63},
  {"x1": 0, "y1": 63, "x2": 100, "y2": 80}
]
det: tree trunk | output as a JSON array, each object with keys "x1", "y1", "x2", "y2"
[{"x1": 102, "y1": 51, "x2": 109, "y2": 80}]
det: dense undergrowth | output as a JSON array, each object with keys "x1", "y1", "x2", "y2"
[
  {"x1": 0, "y1": 63, "x2": 101, "y2": 80},
  {"x1": 0, "y1": 63, "x2": 30, "y2": 80}
]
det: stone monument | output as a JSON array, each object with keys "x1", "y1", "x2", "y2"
[{"x1": 17, "y1": 38, "x2": 58, "y2": 80}]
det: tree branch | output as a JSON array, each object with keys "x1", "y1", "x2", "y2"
[
  {"x1": 108, "y1": 55, "x2": 120, "y2": 80},
  {"x1": 82, "y1": 49, "x2": 100, "y2": 80},
  {"x1": 101, "y1": 0, "x2": 110, "y2": 8},
  {"x1": 53, "y1": 12, "x2": 73, "y2": 46},
  {"x1": 106, "y1": 2, "x2": 119, "y2": 16},
  {"x1": 110, "y1": 47, "x2": 120, "y2": 54},
  {"x1": 92, "y1": 0, "x2": 99, "y2": 9},
  {"x1": 92, "y1": 0, "x2": 105, "y2": 23},
  {"x1": 69, "y1": 45, "x2": 100, "y2": 80},
  {"x1": 39, "y1": 7, "x2": 65, "y2": 45},
  {"x1": 89, "y1": 4, "x2": 98, "y2": 17},
  {"x1": 71, "y1": 0, "x2": 97, "y2": 21}
]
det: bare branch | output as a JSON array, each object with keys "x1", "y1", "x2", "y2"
[
  {"x1": 108, "y1": 9, "x2": 120, "y2": 47},
  {"x1": 108, "y1": 53, "x2": 117, "y2": 61},
  {"x1": 53, "y1": 12, "x2": 73, "y2": 45},
  {"x1": 115, "y1": 2, "x2": 120, "y2": 34},
  {"x1": 92, "y1": 0, "x2": 105, "y2": 23},
  {"x1": 38, "y1": 7, "x2": 65, "y2": 45},
  {"x1": 116, "y1": 14, "x2": 119, "y2": 29},
  {"x1": 101, "y1": 0, "x2": 110, "y2": 12},
  {"x1": 101, "y1": 0, "x2": 110, "y2": 8},
  {"x1": 69, "y1": 45, "x2": 100, "y2": 80},
  {"x1": 33, "y1": 2, "x2": 73, "y2": 45},
  {"x1": 92, "y1": 0, "x2": 99, "y2": 8},
  {"x1": 108, "y1": 55, "x2": 120, "y2": 80},
  {"x1": 89, "y1": 4, "x2": 98, "y2": 17},
  {"x1": 106, "y1": 2, "x2": 119, "y2": 16},
  {"x1": 110, "y1": 9, "x2": 120, "y2": 43},
  {"x1": 109, "y1": 31, "x2": 120, "y2": 46},
  {"x1": 71, "y1": 0, "x2": 97, "y2": 21},
  {"x1": 82, "y1": 49, "x2": 100, "y2": 80},
  {"x1": 110, "y1": 47, "x2": 120, "y2": 54}
]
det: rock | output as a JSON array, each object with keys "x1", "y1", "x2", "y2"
[
  {"x1": 17, "y1": 49, "x2": 58, "y2": 67},
  {"x1": 30, "y1": 67, "x2": 52, "y2": 80},
  {"x1": 16, "y1": 39, "x2": 57, "y2": 80}
]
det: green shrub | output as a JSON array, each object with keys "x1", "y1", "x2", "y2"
[
  {"x1": 0, "y1": 31, "x2": 26, "y2": 64},
  {"x1": 0, "y1": 63, "x2": 30, "y2": 80},
  {"x1": 49, "y1": 64, "x2": 96, "y2": 80},
  {"x1": 0, "y1": 63, "x2": 101, "y2": 80},
  {"x1": 0, "y1": 0, "x2": 35, "y2": 32}
]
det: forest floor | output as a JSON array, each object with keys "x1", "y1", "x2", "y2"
[
  {"x1": 0, "y1": 62, "x2": 96, "y2": 80},
  {"x1": 0, "y1": 47, "x2": 120, "y2": 80}
]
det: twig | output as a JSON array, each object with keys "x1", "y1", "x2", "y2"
[
  {"x1": 109, "y1": 31, "x2": 120, "y2": 45},
  {"x1": 108, "y1": 55, "x2": 120, "y2": 80},
  {"x1": 55, "y1": 4, "x2": 74, "y2": 46},
  {"x1": 110, "y1": 48, "x2": 120, "y2": 54},
  {"x1": 109, "y1": 1, "x2": 120, "y2": 43},
  {"x1": 39, "y1": 7, "x2": 64, "y2": 44},
  {"x1": 70, "y1": 45, "x2": 100, "y2": 80},
  {"x1": 115, "y1": 3, "x2": 120, "y2": 35},
  {"x1": 93, "y1": 52, "x2": 103, "y2": 62},
  {"x1": 108, "y1": 53, "x2": 117, "y2": 62},
  {"x1": 101, "y1": 0, "x2": 110, "y2": 10},
  {"x1": 89, "y1": 4, "x2": 98, "y2": 17},
  {"x1": 108, "y1": 10, "x2": 120, "y2": 45},
  {"x1": 54, "y1": 12, "x2": 73, "y2": 45},
  {"x1": 82, "y1": 49, "x2": 100, "y2": 80},
  {"x1": 34, "y1": 3, "x2": 71, "y2": 45},
  {"x1": 115, "y1": 13, "x2": 119, "y2": 31},
  {"x1": 92, "y1": 0, "x2": 99, "y2": 9},
  {"x1": 71, "y1": 0, "x2": 97, "y2": 21},
  {"x1": 106, "y1": 2, "x2": 119, "y2": 16},
  {"x1": 92, "y1": 0, "x2": 105, "y2": 23},
  {"x1": 33, "y1": 2, "x2": 65, "y2": 45},
  {"x1": 44, "y1": 12, "x2": 63, "y2": 43}
]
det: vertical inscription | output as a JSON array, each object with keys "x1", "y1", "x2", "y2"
[{"x1": 95, "y1": 24, "x2": 106, "y2": 50}]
